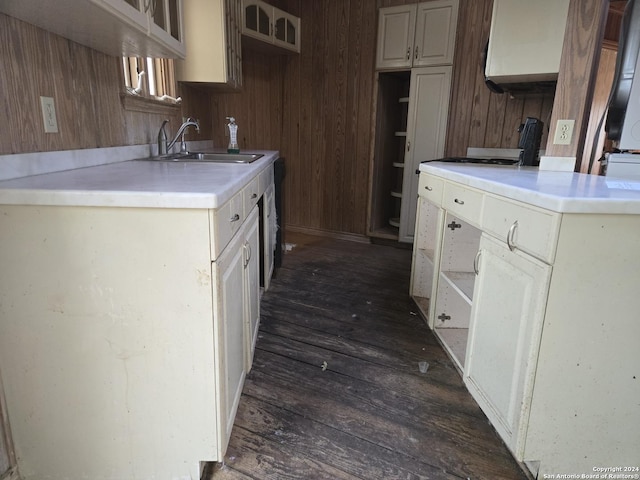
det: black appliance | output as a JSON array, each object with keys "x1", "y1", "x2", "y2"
[
  {"x1": 517, "y1": 117, "x2": 544, "y2": 166},
  {"x1": 273, "y1": 158, "x2": 285, "y2": 269},
  {"x1": 258, "y1": 158, "x2": 285, "y2": 287}
]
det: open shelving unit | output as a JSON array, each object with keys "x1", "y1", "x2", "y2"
[
  {"x1": 432, "y1": 214, "x2": 481, "y2": 372},
  {"x1": 368, "y1": 71, "x2": 410, "y2": 240}
]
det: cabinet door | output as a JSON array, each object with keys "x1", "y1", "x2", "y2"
[
  {"x1": 399, "y1": 66, "x2": 452, "y2": 242},
  {"x1": 375, "y1": 4, "x2": 416, "y2": 70},
  {"x1": 215, "y1": 229, "x2": 247, "y2": 455},
  {"x1": 242, "y1": 0, "x2": 272, "y2": 43},
  {"x1": 263, "y1": 184, "x2": 276, "y2": 291},
  {"x1": 244, "y1": 207, "x2": 261, "y2": 370},
  {"x1": 148, "y1": 0, "x2": 184, "y2": 48},
  {"x1": 464, "y1": 233, "x2": 551, "y2": 459},
  {"x1": 176, "y1": 0, "x2": 240, "y2": 87},
  {"x1": 413, "y1": 0, "x2": 458, "y2": 67},
  {"x1": 410, "y1": 195, "x2": 444, "y2": 321},
  {"x1": 273, "y1": 6, "x2": 300, "y2": 52}
]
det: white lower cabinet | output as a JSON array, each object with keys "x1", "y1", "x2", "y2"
[
  {"x1": 215, "y1": 205, "x2": 259, "y2": 452},
  {"x1": 411, "y1": 170, "x2": 640, "y2": 477},
  {"x1": 244, "y1": 207, "x2": 261, "y2": 370},
  {"x1": 0, "y1": 178, "x2": 270, "y2": 478},
  {"x1": 464, "y1": 233, "x2": 551, "y2": 457}
]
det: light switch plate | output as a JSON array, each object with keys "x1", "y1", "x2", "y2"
[{"x1": 40, "y1": 96, "x2": 59, "y2": 133}]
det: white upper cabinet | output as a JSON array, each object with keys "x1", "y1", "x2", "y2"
[
  {"x1": 176, "y1": 0, "x2": 242, "y2": 88},
  {"x1": 376, "y1": 0, "x2": 459, "y2": 70},
  {"x1": 0, "y1": 0, "x2": 185, "y2": 58},
  {"x1": 241, "y1": 0, "x2": 301, "y2": 53},
  {"x1": 485, "y1": 0, "x2": 569, "y2": 83}
]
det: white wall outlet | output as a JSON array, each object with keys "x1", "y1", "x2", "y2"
[
  {"x1": 553, "y1": 119, "x2": 574, "y2": 145},
  {"x1": 40, "y1": 96, "x2": 59, "y2": 133}
]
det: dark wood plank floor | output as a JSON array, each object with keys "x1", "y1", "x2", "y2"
[{"x1": 206, "y1": 233, "x2": 530, "y2": 480}]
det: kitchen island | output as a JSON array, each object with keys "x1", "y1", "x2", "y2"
[
  {"x1": 0, "y1": 151, "x2": 278, "y2": 480},
  {"x1": 411, "y1": 162, "x2": 640, "y2": 478}
]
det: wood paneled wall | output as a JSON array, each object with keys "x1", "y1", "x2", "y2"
[
  {"x1": 3, "y1": 2, "x2": 606, "y2": 238},
  {"x1": 444, "y1": 0, "x2": 555, "y2": 156},
  {"x1": 211, "y1": 0, "x2": 557, "y2": 238},
  {"x1": 544, "y1": 0, "x2": 608, "y2": 165},
  {"x1": 0, "y1": 13, "x2": 208, "y2": 156}
]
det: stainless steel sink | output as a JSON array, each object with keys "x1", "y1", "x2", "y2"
[{"x1": 147, "y1": 152, "x2": 264, "y2": 163}]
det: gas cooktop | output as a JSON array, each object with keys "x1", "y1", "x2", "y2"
[{"x1": 424, "y1": 157, "x2": 519, "y2": 165}]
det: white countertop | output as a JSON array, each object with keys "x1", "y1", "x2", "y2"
[
  {"x1": 420, "y1": 162, "x2": 640, "y2": 214},
  {"x1": 0, "y1": 151, "x2": 279, "y2": 209}
]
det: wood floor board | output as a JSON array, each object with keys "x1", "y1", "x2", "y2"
[
  {"x1": 270, "y1": 266, "x2": 411, "y2": 300},
  {"x1": 210, "y1": 426, "x2": 363, "y2": 480},
  {"x1": 262, "y1": 284, "x2": 420, "y2": 328},
  {"x1": 242, "y1": 355, "x2": 524, "y2": 479},
  {"x1": 259, "y1": 300, "x2": 440, "y2": 351},
  {"x1": 232, "y1": 395, "x2": 459, "y2": 480},
  {"x1": 211, "y1": 234, "x2": 529, "y2": 480},
  {"x1": 256, "y1": 323, "x2": 461, "y2": 390}
]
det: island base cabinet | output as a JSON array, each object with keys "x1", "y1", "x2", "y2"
[
  {"x1": 464, "y1": 233, "x2": 551, "y2": 459},
  {"x1": 413, "y1": 170, "x2": 640, "y2": 476},
  {"x1": 0, "y1": 204, "x2": 260, "y2": 479},
  {"x1": 523, "y1": 214, "x2": 640, "y2": 477}
]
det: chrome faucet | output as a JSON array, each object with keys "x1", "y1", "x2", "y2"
[{"x1": 157, "y1": 118, "x2": 200, "y2": 155}]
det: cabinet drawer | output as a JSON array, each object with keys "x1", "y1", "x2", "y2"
[
  {"x1": 418, "y1": 174, "x2": 444, "y2": 205},
  {"x1": 482, "y1": 194, "x2": 561, "y2": 264},
  {"x1": 443, "y1": 182, "x2": 483, "y2": 226},
  {"x1": 211, "y1": 192, "x2": 244, "y2": 260},
  {"x1": 243, "y1": 176, "x2": 260, "y2": 217}
]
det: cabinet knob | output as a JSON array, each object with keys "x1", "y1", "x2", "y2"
[
  {"x1": 454, "y1": 198, "x2": 465, "y2": 205},
  {"x1": 414, "y1": 45, "x2": 418, "y2": 60},
  {"x1": 407, "y1": 141, "x2": 411, "y2": 152},
  {"x1": 507, "y1": 220, "x2": 518, "y2": 251},
  {"x1": 406, "y1": 46, "x2": 411, "y2": 60},
  {"x1": 251, "y1": 193, "x2": 258, "y2": 199},
  {"x1": 230, "y1": 213, "x2": 240, "y2": 223},
  {"x1": 424, "y1": 185, "x2": 433, "y2": 191}
]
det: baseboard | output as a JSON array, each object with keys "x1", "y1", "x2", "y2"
[{"x1": 284, "y1": 225, "x2": 371, "y2": 244}]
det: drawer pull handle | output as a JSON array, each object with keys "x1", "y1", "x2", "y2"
[
  {"x1": 406, "y1": 46, "x2": 411, "y2": 60},
  {"x1": 447, "y1": 221, "x2": 461, "y2": 231},
  {"x1": 244, "y1": 242, "x2": 252, "y2": 266},
  {"x1": 230, "y1": 213, "x2": 240, "y2": 223},
  {"x1": 507, "y1": 220, "x2": 518, "y2": 251},
  {"x1": 251, "y1": 193, "x2": 257, "y2": 199},
  {"x1": 437, "y1": 313, "x2": 451, "y2": 322},
  {"x1": 414, "y1": 45, "x2": 419, "y2": 60},
  {"x1": 454, "y1": 198, "x2": 464, "y2": 205},
  {"x1": 424, "y1": 186, "x2": 433, "y2": 191},
  {"x1": 474, "y1": 250, "x2": 481, "y2": 275}
]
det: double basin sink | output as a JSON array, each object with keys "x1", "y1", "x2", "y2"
[{"x1": 147, "y1": 152, "x2": 264, "y2": 164}]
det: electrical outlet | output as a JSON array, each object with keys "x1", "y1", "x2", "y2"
[
  {"x1": 40, "y1": 96, "x2": 58, "y2": 133},
  {"x1": 553, "y1": 119, "x2": 574, "y2": 145}
]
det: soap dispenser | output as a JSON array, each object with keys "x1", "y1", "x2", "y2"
[{"x1": 226, "y1": 117, "x2": 240, "y2": 154}]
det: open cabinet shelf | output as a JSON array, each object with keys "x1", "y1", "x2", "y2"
[{"x1": 368, "y1": 71, "x2": 411, "y2": 240}]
